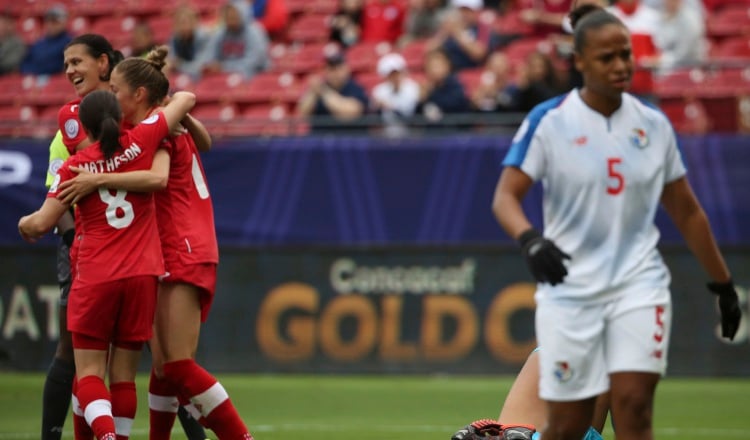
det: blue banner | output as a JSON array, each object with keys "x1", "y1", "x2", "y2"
[{"x1": 1, "y1": 134, "x2": 749, "y2": 246}]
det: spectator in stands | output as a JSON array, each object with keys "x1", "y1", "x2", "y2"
[
  {"x1": 426, "y1": 0, "x2": 502, "y2": 71},
  {"x1": 471, "y1": 51, "x2": 519, "y2": 112},
  {"x1": 515, "y1": 50, "x2": 565, "y2": 111},
  {"x1": 518, "y1": 0, "x2": 574, "y2": 38},
  {"x1": 400, "y1": 0, "x2": 447, "y2": 46},
  {"x1": 168, "y1": 4, "x2": 214, "y2": 80},
  {"x1": 20, "y1": 4, "x2": 73, "y2": 76},
  {"x1": 0, "y1": 12, "x2": 25, "y2": 75},
  {"x1": 130, "y1": 22, "x2": 157, "y2": 58},
  {"x1": 297, "y1": 47, "x2": 369, "y2": 133},
  {"x1": 371, "y1": 52, "x2": 420, "y2": 136},
  {"x1": 608, "y1": 0, "x2": 660, "y2": 100},
  {"x1": 652, "y1": 0, "x2": 706, "y2": 74},
  {"x1": 361, "y1": 0, "x2": 407, "y2": 44},
  {"x1": 203, "y1": 1, "x2": 270, "y2": 79},
  {"x1": 418, "y1": 49, "x2": 471, "y2": 121},
  {"x1": 330, "y1": 0, "x2": 364, "y2": 48},
  {"x1": 237, "y1": 0, "x2": 290, "y2": 38}
]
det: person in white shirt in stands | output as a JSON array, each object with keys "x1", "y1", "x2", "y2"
[
  {"x1": 492, "y1": 4, "x2": 740, "y2": 440},
  {"x1": 371, "y1": 52, "x2": 421, "y2": 137}
]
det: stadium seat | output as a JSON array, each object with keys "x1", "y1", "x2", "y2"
[
  {"x1": 706, "y1": 5, "x2": 750, "y2": 38},
  {"x1": 146, "y1": 15, "x2": 175, "y2": 45},
  {"x1": 400, "y1": 39, "x2": 429, "y2": 71},
  {"x1": 502, "y1": 38, "x2": 551, "y2": 65},
  {"x1": 193, "y1": 72, "x2": 246, "y2": 104},
  {"x1": 457, "y1": 68, "x2": 485, "y2": 96},
  {"x1": 191, "y1": 103, "x2": 240, "y2": 138},
  {"x1": 239, "y1": 103, "x2": 293, "y2": 136},
  {"x1": 355, "y1": 71, "x2": 383, "y2": 93},
  {"x1": 711, "y1": 36, "x2": 750, "y2": 65},
  {"x1": 271, "y1": 42, "x2": 332, "y2": 74},
  {"x1": 236, "y1": 72, "x2": 297, "y2": 105},
  {"x1": 0, "y1": 74, "x2": 31, "y2": 106},
  {"x1": 17, "y1": 16, "x2": 42, "y2": 45},
  {"x1": 287, "y1": 14, "x2": 332, "y2": 43},
  {"x1": 493, "y1": 10, "x2": 534, "y2": 37},
  {"x1": 0, "y1": 105, "x2": 37, "y2": 138},
  {"x1": 659, "y1": 98, "x2": 710, "y2": 134},
  {"x1": 89, "y1": 15, "x2": 137, "y2": 47},
  {"x1": 653, "y1": 68, "x2": 708, "y2": 99},
  {"x1": 346, "y1": 42, "x2": 393, "y2": 73},
  {"x1": 68, "y1": 0, "x2": 126, "y2": 19},
  {"x1": 20, "y1": 75, "x2": 76, "y2": 107}
]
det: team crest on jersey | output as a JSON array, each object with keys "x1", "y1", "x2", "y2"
[
  {"x1": 64, "y1": 119, "x2": 79, "y2": 139},
  {"x1": 630, "y1": 128, "x2": 649, "y2": 149},
  {"x1": 554, "y1": 361, "x2": 573, "y2": 382},
  {"x1": 141, "y1": 114, "x2": 159, "y2": 124},
  {"x1": 48, "y1": 158, "x2": 64, "y2": 177}
]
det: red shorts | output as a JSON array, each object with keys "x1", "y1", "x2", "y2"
[
  {"x1": 161, "y1": 262, "x2": 216, "y2": 322},
  {"x1": 67, "y1": 275, "x2": 157, "y2": 343}
]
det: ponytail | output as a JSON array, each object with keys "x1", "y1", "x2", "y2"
[
  {"x1": 98, "y1": 117, "x2": 121, "y2": 160},
  {"x1": 79, "y1": 90, "x2": 123, "y2": 160}
]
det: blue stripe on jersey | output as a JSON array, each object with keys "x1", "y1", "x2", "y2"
[{"x1": 503, "y1": 94, "x2": 567, "y2": 167}]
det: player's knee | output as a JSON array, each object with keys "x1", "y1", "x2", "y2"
[{"x1": 612, "y1": 393, "x2": 653, "y2": 429}]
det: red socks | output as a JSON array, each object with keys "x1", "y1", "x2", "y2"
[
  {"x1": 76, "y1": 375, "x2": 116, "y2": 440},
  {"x1": 148, "y1": 370, "x2": 179, "y2": 440},
  {"x1": 163, "y1": 359, "x2": 253, "y2": 440},
  {"x1": 110, "y1": 381, "x2": 136, "y2": 440},
  {"x1": 72, "y1": 376, "x2": 94, "y2": 440}
]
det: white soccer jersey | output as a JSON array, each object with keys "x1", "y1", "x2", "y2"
[{"x1": 504, "y1": 90, "x2": 686, "y2": 303}]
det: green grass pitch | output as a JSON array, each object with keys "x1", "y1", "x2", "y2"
[{"x1": 0, "y1": 373, "x2": 749, "y2": 439}]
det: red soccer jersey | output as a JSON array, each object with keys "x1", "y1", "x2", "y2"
[
  {"x1": 47, "y1": 112, "x2": 169, "y2": 286},
  {"x1": 155, "y1": 132, "x2": 219, "y2": 268},
  {"x1": 58, "y1": 98, "x2": 86, "y2": 155}
]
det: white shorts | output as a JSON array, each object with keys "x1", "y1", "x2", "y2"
[{"x1": 535, "y1": 290, "x2": 671, "y2": 401}]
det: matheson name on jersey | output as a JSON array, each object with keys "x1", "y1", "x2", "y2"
[{"x1": 78, "y1": 143, "x2": 144, "y2": 173}]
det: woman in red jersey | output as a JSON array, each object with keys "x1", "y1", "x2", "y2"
[
  {"x1": 19, "y1": 88, "x2": 196, "y2": 440},
  {"x1": 50, "y1": 34, "x2": 209, "y2": 440},
  {"x1": 57, "y1": 47, "x2": 254, "y2": 440}
]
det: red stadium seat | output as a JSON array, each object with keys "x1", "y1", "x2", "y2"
[
  {"x1": 711, "y1": 36, "x2": 750, "y2": 64},
  {"x1": 706, "y1": 5, "x2": 750, "y2": 38},
  {"x1": 494, "y1": 10, "x2": 534, "y2": 37},
  {"x1": 20, "y1": 75, "x2": 76, "y2": 107},
  {"x1": 659, "y1": 98, "x2": 711, "y2": 134},
  {"x1": 0, "y1": 105, "x2": 37, "y2": 138},
  {"x1": 502, "y1": 38, "x2": 550, "y2": 65},
  {"x1": 191, "y1": 103, "x2": 240, "y2": 138},
  {"x1": 400, "y1": 39, "x2": 429, "y2": 71},
  {"x1": 355, "y1": 71, "x2": 383, "y2": 93},
  {"x1": 193, "y1": 72, "x2": 247, "y2": 104},
  {"x1": 238, "y1": 103, "x2": 293, "y2": 136},
  {"x1": 147, "y1": 15, "x2": 175, "y2": 45},
  {"x1": 17, "y1": 16, "x2": 42, "y2": 45},
  {"x1": 0, "y1": 74, "x2": 32, "y2": 106},
  {"x1": 288, "y1": 14, "x2": 332, "y2": 43},
  {"x1": 346, "y1": 42, "x2": 393, "y2": 73},
  {"x1": 235, "y1": 72, "x2": 298, "y2": 104},
  {"x1": 457, "y1": 68, "x2": 485, "y2": 96},
  {"x1": 653, "y1": 68, "x2": 708, "y2": 99},
  {"x1": 271, "y1": 42, "x2": 332, "y2": 74}
]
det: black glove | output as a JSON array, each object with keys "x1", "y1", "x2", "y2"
[
  {"x1": 707, "y1": 280, "x2": 741, "y2": 341},
  {"x1": 518, "y1": 228, "x2": 571, "y2": 286},
  {"x1": 451, "y1": 419, "x2": 504, "y2": 440},
  {"x1": 61, "y1": 228, "x2": 75, "y2": 248}
]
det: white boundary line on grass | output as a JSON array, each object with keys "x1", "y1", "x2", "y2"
[{"x1": 2, "y1": 425, "x2": 750, "y2": 438}]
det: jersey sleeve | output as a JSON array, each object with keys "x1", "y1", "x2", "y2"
[
  {"x1": 502, "y1": 114, "x2": 547, "y2": 181},
  {"x1": 58, "y1": 104, "x2": 87, "y2": 155},
  {"x1": 46, "y1": 159, "x2": 75, "y2": 199},
  {"x1": 663, "y1": 123, "x2": 686, "y2": 183},
  {"x1": 130, "y1": 112, "x2": 170, "y2": 152},
  {"x1": 46, "y1": 130, "x2": 70, "y2": 188}
]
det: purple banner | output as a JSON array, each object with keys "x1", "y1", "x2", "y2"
[{"x1": 1, "y1": 134, "x2": 749, "y2": 246}]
